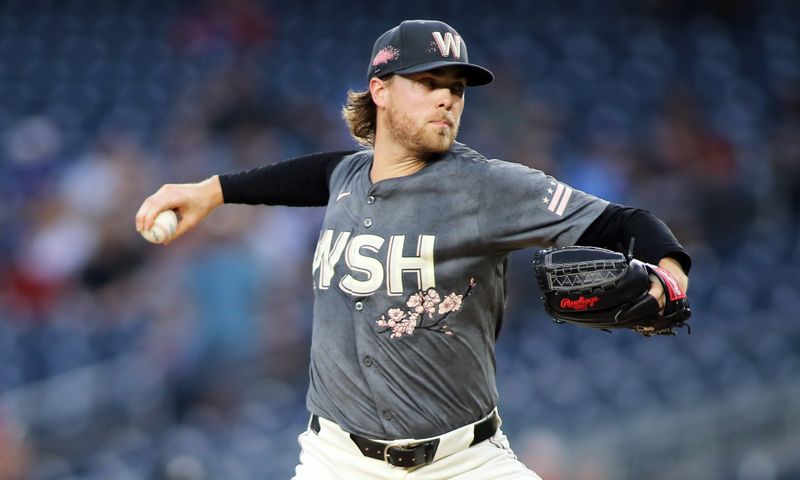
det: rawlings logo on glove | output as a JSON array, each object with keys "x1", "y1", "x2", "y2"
[
  {"x1": 533, "y1": 245, "x2": 691, "y2": 336},
  {"x1": 560, "y1": 296, "x2": 600, "y2": 310}
]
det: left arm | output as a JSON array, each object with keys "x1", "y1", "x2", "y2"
[{"x1": 577, "y1": 203, "x2": 690, "y2": 308}]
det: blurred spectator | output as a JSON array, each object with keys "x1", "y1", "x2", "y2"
[
  {"x1": 5, "y1": 115, "x2": 63, "y2": 167},
  {"x1": 170, "y1": 0, "x2": 275, "y2": 57},
  {"x1": 0, "y1": 411, "x2": 31, "y2": 479},
  {"x1": 770, "y1": 82, "x2": 800, "y2": 221},
  {"x1": 3, "y1": 115, "x2": 64, "y2": 205},
  {"x1": 630, "y1": 85, "x2": 755, "y2": 256}
]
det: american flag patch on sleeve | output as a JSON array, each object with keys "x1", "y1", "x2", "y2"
[{"x1": 543, "y1": 180, "x2": 573, "y2": 216}]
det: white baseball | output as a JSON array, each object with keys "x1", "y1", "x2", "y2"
[{"x1": 141, "y1": 210, "x2": 178, "y2": 244}]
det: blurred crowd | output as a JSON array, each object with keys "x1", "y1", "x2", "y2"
[{"x1": 0, "y1": 0, "x2": 799, "y2": 479}]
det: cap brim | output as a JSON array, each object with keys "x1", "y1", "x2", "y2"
[{"x1": 394, "y1": 61, "x2": 494, "y2": 86}]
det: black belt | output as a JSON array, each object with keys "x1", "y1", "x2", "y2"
[{"x1": 309, "y1": 411, "x2": 499, "y2": 468}]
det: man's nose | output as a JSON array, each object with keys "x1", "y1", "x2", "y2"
[{"x1": 437, "y1": 89, "x2": 454, "y2": 110}]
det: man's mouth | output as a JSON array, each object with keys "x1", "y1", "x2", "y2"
[{"x1": 430, "y1": 119, "x2": 453, "y2": 127}]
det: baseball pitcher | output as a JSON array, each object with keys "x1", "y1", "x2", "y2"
[{"x1": 136, "y1": 19, "x2": 691, "y2": 479}]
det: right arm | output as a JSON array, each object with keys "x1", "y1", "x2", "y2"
[
  {"x1": 135, "y1": 150, "x2": 354, "y2": 242},
  {"x1": 218, "y1": 150, "x2": 353, "y2": 206}
]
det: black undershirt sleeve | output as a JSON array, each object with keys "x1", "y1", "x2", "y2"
[
  {"x1": 218, "y1": 150, "x2": 356, "y2": 207},
  {"x1": 577, "y1": 203, "x2": 692, "y2": 273}
]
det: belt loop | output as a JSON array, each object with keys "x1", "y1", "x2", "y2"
[
  {"x1": 424, "y1": 441, "x2": 437, "y2": 465},
  {"x1": 469, "y1": 410, "x2": 499, "y2": 447},
  {"x1": 310, "y1": 414, "x2": 320, "y2": 434}
]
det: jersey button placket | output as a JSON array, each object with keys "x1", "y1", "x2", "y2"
[
  {"x1": 363, "y1": 356, "x2": 374, "y2": 367},
  {"x1": 382, "y1": 409, "x2": 394, "y2": 421},
  {"x1": 367, "y1": 195, "x2": 375, "y2": 204},
  {"x1": 363, "y1": 218, "x2": 372, "y2": 228},
  {"x1": 354, "y1": 301, "x2": 364, "y2": 311}
]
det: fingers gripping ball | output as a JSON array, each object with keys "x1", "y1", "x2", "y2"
[
  {"x1": 533, "y1": 246, "x2": 691, "y2": 336},
  {"x1": 140, "y1": 210, "x2": 178, "y2": 244}
]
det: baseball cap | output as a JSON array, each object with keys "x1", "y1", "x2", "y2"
[{"x1": 367, "y1": 20, "x2": 494, "y2": 86}]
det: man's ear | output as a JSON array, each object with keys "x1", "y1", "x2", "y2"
[{"x1": 370, "y1": 77, "x2": 389, "y2": 108}]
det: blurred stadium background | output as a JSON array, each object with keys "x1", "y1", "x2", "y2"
[{"x1": 1, "y1": 0, "x2": 799, "y2": 478}]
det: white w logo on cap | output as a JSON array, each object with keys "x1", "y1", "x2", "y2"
[{"x1": 431, "y1": 31, "x2": 462, "y2": 59}]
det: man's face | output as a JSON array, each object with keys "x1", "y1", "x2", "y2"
[{"x1": 382, "y1": 68, "x2": 466, "y2": 154}]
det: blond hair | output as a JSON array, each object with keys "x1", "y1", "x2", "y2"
[{"x1": 341, "y1": 76, "x2": 393, "y2": 147}]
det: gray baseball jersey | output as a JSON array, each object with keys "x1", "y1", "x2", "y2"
[{"x1": 307, "y1": 142, "x2": 608, "y2": 440}]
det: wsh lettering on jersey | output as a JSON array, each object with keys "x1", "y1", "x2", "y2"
[{"x1": 312, "y1": 230, "x2": 436, "y2": 296}]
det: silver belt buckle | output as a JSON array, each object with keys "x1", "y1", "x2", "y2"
[
  {"x1": 383, "y1": 442, "x2": 413, "y2": 465},
  {"x1": 382, "y1": 443, "x2": 392, "y2": 463}
]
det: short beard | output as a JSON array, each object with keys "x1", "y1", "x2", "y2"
[{"x1": 385, "y1": 103, "x2": 458, "y2": 155}]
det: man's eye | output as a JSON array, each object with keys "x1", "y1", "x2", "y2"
[
  {"x1": 419, "y1": 78, "x2": 434, "y2": 88},
  {"x1": 452, "y1": 84, "x2": 465, "y2": 96}
]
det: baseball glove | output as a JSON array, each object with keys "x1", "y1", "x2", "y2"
[{"x1": 533, "y1": 245, "x2": 691, "y2": 336}]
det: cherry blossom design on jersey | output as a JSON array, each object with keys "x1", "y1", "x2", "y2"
[{"x1": 377, "y1": 278, "x2": 477, "y2": 338}]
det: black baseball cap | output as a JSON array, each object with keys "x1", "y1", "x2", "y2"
[{"x1": 367, "y1": 20, "x2": 494, "y2": 87}]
